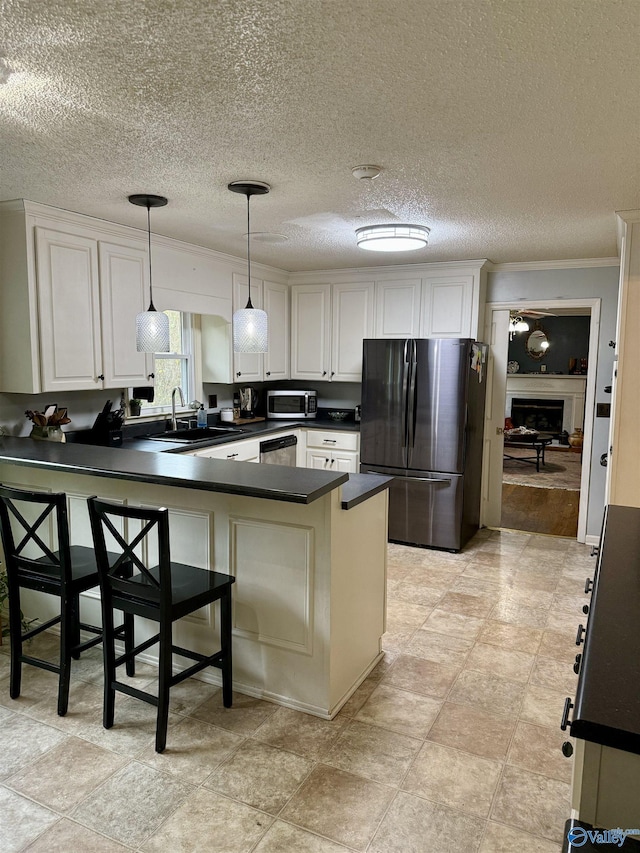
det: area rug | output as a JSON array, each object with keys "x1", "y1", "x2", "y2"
[{"x1": 502, "y1": 446, "x2": 582, "y2": 490}]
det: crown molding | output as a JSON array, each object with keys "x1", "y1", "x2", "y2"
[{"x1": 487, "y1": 257, "x2": 619, "y2": 272}]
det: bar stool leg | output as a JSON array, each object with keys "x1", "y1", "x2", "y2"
[
  {"x1": 58, "y1": 594, "x2": 73, "y2": 716},
  {"x1": 220, "y1": 590, "x2": 232, "y2": 708},
  {"x1": 102, "y1": 600, "x2": 117, "y2": 730},
  {"x1": 124, "y1": 613, "x2": 135, "y2": 678},
  {"x1": 8, "y1": 577, "x2": 22, "y2": 700},
  {"x1": 70, "y1": 594, "x2": 81, "y2": 660},
  {"x1": 156, "y1": 619, "x2": 172, "y2": 753}
]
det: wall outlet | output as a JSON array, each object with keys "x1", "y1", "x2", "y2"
[{"x1": 540, "y1": 364, "x2": 547, "y2": 372}]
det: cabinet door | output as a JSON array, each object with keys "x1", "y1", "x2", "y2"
[
  {"x1": 291, "y1": 284, "x2": 331, "y2": 381},
  {"x1": 374, "y1": 279, "x2": 421, "y2": 338},
  {"x1": 99, "y1": 240, "x2": 154, "y2": 388},
  {"x1": 331, "y1": 281, "x2": 375, "y2": 381},
  {"x1": 331, "y1": 451, "x2": 359, "y2": 473},
  {"x1": 306, "y1": 450, "x2": 329, "y2": 469},
  {"x1": 233, "y1": 273, "x2": 263, "y2": 382},
  {"x1": 263, "y1": 280, "x2": 290, "y2": 380},
  {"x1": 35, "y1": 228, "x2": 103, "y2": 391},
  {"x1": 420, "y1": 275, "x2": 474, "y2": 338}
]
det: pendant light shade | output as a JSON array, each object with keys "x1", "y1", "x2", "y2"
[
  {"x1": 129, "y1": 194, "x2": 170, "y2": 353},
  {"x1": 228, "y1": 180, "x2": 270, "y2": 353}
]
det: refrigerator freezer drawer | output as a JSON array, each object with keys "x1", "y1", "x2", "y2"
[{"x1": 360, "y1": 465, "x2": 464, "y2": 551}]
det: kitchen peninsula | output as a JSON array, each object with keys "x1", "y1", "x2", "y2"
[{"x1": 0, "y1": 436, "x2": 391, "y2": 719}]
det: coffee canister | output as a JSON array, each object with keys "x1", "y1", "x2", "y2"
[{"x1": 220, "y1": 408, "x2": 234, "y2": 423}]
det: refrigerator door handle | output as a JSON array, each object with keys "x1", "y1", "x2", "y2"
[
  {"x1": 407, "y1": 339, "x2": 418, "y2": 449},
  {"x1": 401, "y1": 339, "x2": 410, "y2": 448},
  {"x1": 406, "y1": 476, "x2": 451, "y2": 484}
]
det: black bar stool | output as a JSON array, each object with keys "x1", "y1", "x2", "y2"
[
  {"x1": 88, "y1": 496, "x2": 235, "y2": 753},
  {"x1": 0, "y1": 485, "x2": 129, "y2": 716}
]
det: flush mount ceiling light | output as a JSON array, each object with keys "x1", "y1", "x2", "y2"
[
  {"x1": 229, "y1": 180, "x2": 270, "y2": 353},
  {"x1": 129, "y1": 194, "x2": 170, "y2": 353},
  {"x1": 356, "y1": 224, "x2": 430, "y2": 252}
]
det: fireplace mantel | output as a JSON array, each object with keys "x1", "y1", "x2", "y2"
[{"x1": 506, "y1": 375, "x2": 587, "y2": 433}]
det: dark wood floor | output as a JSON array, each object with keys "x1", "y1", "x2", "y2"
[{"x1": 501, "y1": 483, "x2": 579, "y2": 537}]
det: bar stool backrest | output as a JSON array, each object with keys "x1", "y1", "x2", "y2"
[
  {"x1": 88, "y1": 498, "x2": 172, "y2": 611},
  {"x1": 0, "y1": 486, "x2": 73, "y2": 587}
]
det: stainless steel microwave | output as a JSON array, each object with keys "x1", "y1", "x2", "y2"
[{"x1": 267, "y1": 390, "x2": 317, "y2": 419}]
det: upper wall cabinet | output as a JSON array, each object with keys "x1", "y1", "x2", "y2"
[
  {"x1": 374, "y1": 279, "x2": 422, "y2": 338},
  {"x1": 0, "y1": 202, "x2": 155, "y2": 393},
  {"x1": 291, "y1": 282, "x2": 375, "y2": 382},
  {"x1": 231, "y1": 274, "x2": 290, "y2": 383},
  {"x1": 420, "y1": 273, "x2": 475, "y2": 338},
  {"x1": 35, "y1": 229, "x2": 154, "y2": 392}
]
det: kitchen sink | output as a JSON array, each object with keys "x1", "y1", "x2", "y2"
[{"x1": 147, "y1": 426, "x2": 245, "y2": 443}]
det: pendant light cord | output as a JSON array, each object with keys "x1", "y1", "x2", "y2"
[
  {"x1": 245, "y1": 193, "x2": 254, "y2": 310},
  {"x1": 146, "y1": 202, "x2": 156, "y2": 312}
]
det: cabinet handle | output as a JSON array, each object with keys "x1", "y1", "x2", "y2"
[
  {"x1": 330, "y1": 458, "x2": 335, "y2": 466},
  {"x1": 330, "y1": 371, "x2": 335, "y2": 377},
  {"x1": 323, "y1": 439, "x2": 337, "y2": 444},
  {"x1": 575, "y1": 624, "x2": 585, "y2": 646},
  {"x1": 147, "y1": 372, "x2": 155, "y2": 380},
  {"x1": 560, "y1": 697, "x2": 574, "y2": 731},
  {"x1": 584, "y1": 577, "x2": 593, "y2": 594},
  {"x1": 237, "y1": 372, "x2": 242, "y2": 377},
  {"x1": 97, "y1": 374, "x2": 104, "y2": 381},
  {"x1": 573, "y1": 653, "x2": 582, "y2": 675},
  {"x1": 322, "y1": 371, "x2": 327, "y2": 377},
  {"x1": 227, "y1": 453, "x2": 238, "y2": 459},
  {"x1": 266, "y1": 371, "x2": 271, "y2": 376}
]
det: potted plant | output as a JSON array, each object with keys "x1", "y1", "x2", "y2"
[{"x1": 129, "y1": 399, "x2": 143, "y2": 417}]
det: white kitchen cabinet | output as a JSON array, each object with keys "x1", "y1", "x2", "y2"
[
  {"x1": 305, "y1": 429, "x2": 360, "y2": 472},
  {"x1": 99, "y1": 240, "x2": 154, "y2": 388},
  {"x1": 0, "y1": 203, "x2": 154, "y2": 393},
  {"x1": 231, "y1": 274, "x2": 290, "y2": 383},
  {"x1": 291, "y1": 282, "x2": 374, "y2": 382},
  {"x1": 192, "y1": 437, "x2": 261, "y2": 462},
  {"x1": 290, "y1": 284, "x2": 332, "y2": 381},
  {"x1": 374, "y1": 279, "x2": 422, "y2": 338},
  {"x1": 263, "y1": 280, "x2": 290, "y2": 380},
  {"x1": 36, "y1": 229, "x2": 154, "y2": 392},
  {"x1": 35, "y1": 228, "x2": 104, "y2": 391},
  {"x1": 233, "y1": 273, "x2": 263, "y2": 383},
  {"x1": 420, "y1": 273, "x2": 475, "y2": 338}
]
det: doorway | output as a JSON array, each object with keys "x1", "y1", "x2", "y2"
[{"x1": 481, "y1": 300, "x2": 600, "y2": 542}]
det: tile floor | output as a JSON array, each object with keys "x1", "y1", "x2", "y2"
[{"x1": 0, "y1": 527, "x2": 590, "y2": 852}]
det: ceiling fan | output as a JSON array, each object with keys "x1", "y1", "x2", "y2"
[{"x1": 508, "y1": 308, "x2": 556, "y2": 339}]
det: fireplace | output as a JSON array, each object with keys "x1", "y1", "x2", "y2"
[{"x1": 511, "y1": 398, "x2": 564, "y2": 434}]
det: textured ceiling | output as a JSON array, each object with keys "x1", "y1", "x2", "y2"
[{"x1": 1, "y1": 0, "x2": 639, "y2": 271}]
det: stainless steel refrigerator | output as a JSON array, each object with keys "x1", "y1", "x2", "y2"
[{"x1": 360, "y1": 338, "x2": 487, "y2": 551}]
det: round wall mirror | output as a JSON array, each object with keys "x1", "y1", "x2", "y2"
[{"x1": 525, "y1": 327, "x2": 549, "y2": 359}]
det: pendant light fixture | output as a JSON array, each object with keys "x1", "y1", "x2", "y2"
[
  {"x1": 228, "y1": 180, "x2": 270, "y2": 353},
  {"x1": 129, "y1": 194, "x2": 170, "y2": 353}
]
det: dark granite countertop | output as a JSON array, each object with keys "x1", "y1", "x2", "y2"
[
  {"x1": 340, "y1": 473, "x2": 393, "y2": 510},
  {"x1": 570, "y1": 504, "x2": 640, "y2": 754},
  {"x1": 0, "y1": 435, "x2": 348, "y2": 505}
]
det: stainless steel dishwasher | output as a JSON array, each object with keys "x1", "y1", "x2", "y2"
[{"x1": 259, "y1": 434, "x2": 297, "y2": 466}]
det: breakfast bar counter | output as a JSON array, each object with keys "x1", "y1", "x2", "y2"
[{"x1": 0, "y1": 437, "x2": 390, "y2": 719}]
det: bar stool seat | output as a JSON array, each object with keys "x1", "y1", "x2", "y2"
[
  {"x1": 88, "y1": 496, "x2": 235, "y2": 753},
  {"x1": 0, "y1": 485, "x2": 130, "y2": 716}
]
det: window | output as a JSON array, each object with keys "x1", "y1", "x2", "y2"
[{"x1": 142, "y1": 310, "x2": 193, "y2": 412}]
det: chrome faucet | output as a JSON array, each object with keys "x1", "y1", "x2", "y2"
[{"x1": 170, "y1": 386, "x2": 185, "y2": 430}]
